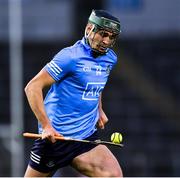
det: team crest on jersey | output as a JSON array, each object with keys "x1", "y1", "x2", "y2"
[
  {"x1": 82, "y1": 82, "x2": 105, "y2": 100},
  {"x1": 106, "y1": 65, "x2": 112, "y2": 74}
]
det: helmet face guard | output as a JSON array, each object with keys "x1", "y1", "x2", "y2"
[{"x1": 86, "y1": 10, "x2": 121, "y2": 54}]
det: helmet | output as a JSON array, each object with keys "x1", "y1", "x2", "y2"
[
  {"x1": 85, "y1": 10, "x2": 121, "y2": 55},
  {"x1": 88, "y1": 9, "x2": 121, "y2": 35}
]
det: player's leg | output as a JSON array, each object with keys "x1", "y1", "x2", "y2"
[
  {"x1": 24, "y1": 139, "x2": 56, "y2": 177},
  {"x1": 71, "y1": 144, "x2": 123, "y2": 177},
  {"x1": 24, "y1": 165, "x2": 51, "y2": 177}
]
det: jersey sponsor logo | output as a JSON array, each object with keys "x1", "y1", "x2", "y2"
[{"x1": 82, "y1": 82, "x2": 105, "y2": 100}]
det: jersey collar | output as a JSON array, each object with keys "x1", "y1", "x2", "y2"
[
  {"x1": 81, "y1": 37, "x2": 91, "y2": 51},
  {"x1": 81, "y1": 37, "x2": 107, "y2": 58}
]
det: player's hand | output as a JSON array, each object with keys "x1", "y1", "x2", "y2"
[
  {"x1": 42, "y1": 125, "x2": 62, "y2": 143},
  {"x1": 98, "y1": 110, "x2": 108, "y2": 129}
]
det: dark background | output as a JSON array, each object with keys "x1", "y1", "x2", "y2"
[{"x1": 0, "y1": 0, "x2": 180, "y2": 176}]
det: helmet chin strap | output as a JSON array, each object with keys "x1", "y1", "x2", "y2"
[{"x1": 85, "y1": 24, "x2": 95, "y2": 39}]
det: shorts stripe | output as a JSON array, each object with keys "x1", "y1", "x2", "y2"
[
  {"x1": 31, "y1": 151, "x2": 41, "y2": 159},
  {"x1": 30, "y1": 151, "x2": 41, "y2": 164},
  {"x1": 30, "y1": 154, "x2": 40, "y2": 162},
  {"x1": 30, "y1": 156, "x2": 40, "y2": 164}
]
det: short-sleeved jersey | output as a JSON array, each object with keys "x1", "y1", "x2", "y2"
[{"x1": 40, "y1": 38, "x2": 117, "y2": 139}]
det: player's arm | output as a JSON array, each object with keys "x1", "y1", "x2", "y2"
[
  {"x1": 98, "y1": 94, "x2": 109, "y2": 129},
  {"x1": 24, "y1": 68, "x2": 61, "y2": 142}
]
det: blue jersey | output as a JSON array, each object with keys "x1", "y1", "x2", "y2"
[{"x1": 40, "y1": 38, "x2": 117, "y2": 139}]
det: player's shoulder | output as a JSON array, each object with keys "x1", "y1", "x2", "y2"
[
  {"x1": 106, "y1": 49, "x2": 118, "y2": 63},
  {"x1": 70, "y1": 39, "x2": 88, "y2": 55},
  {"x1": 53, "y1": 42, "x2": 80, "y2": 63},
  {"x1": 58, "y1": 40, "x2": 85, "y2": 59}
]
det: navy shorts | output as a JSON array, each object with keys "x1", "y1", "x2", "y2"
[{"x1": 28, "y1": 132, "x2": 98, "y2": 173}]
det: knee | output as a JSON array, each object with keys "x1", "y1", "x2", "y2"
[
  {"x1": 111, "y1": 167, "x2": 123, "y2": 177},
  {"x1": 106, "y1": 167, "x2": 123, "y2": 177},
  {"x1": 97, "y1": 166, "x2": 123, "y2": 177}
]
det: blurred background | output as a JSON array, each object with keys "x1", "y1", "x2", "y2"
[{"x1": 0, "y1": 0, "x2": 180, "y2": 176}]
